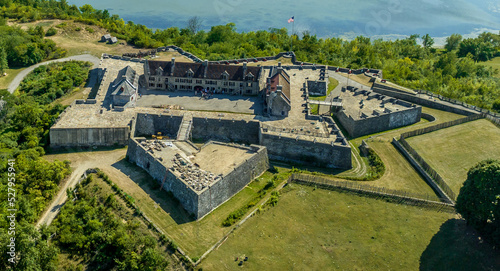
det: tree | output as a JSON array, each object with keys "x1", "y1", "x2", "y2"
[
  {"x1": 187, "y1": 16, "x2": 202, "y2": 34},
  {"x1": 422, "y1": 34, "x2": 434, "y2": 48},
  {"x1": 456, "y1": 159, "x2": 500, "y2": 246},
  {"x1": 458, "y1": 38, "x2": 495, "y2": 62},
  {"x1": 445, "y1": 34, "x2": 462, "y2": 51},
  {"x1": 0, "y1": 47, "x2": 7, "y2": 75}
]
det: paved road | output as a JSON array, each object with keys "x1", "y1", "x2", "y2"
[{"x1": 7, "y1": 54, "x2": 100, "y2": 94}]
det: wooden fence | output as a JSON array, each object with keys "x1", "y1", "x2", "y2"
[
  {"x1": 289, "y1": 173, "x2": 455, "y2": 212},
  {"x1": 397, "y1": 138, "x2": 456, "y2": 201},
  {"x1": 400, "y1": 113, "x2": 485, "y2": 139},
  {"x1": 396, "y1": 113, "x2": 490, "y2": 202}
]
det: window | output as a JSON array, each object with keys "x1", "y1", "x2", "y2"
[
  {"x1": 149, "y1": 83, "x2": 154, "y2": 87},
  {"x1": 247, "y1": 82, "x2": 252, "y2": 87},
  {"x1": 196, "y1": 80, "x2": 202, "y2": 84},
  {"x1": 149, "y1": 77, "x2": 155, "y2": 81},
  {"x1": 157, "y1": 84, "x2": 162, "y2": 88},
  {"x1": 246, "y1": 89, "x2": 252, "y2": 94},
  {"x1": 164, "y1": 78, "x2": 169, "y2": 83}
]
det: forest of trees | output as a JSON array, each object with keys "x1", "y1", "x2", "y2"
[
  {"x1": 0, "y1": 18, "x2": 66, "y2": 73},
  {"x1": 18, "y1": 61, "x2": 91, "y2": 104},
  {"x1": 53, "y1": 174, "x2": 172, "y2": 270},
  {"x1": 0, "y1": 61, "x2": 91, "y2": 270}
]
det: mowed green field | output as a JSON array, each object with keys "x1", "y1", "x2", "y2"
[
  {"x1": 406, "y1": 119, "x2": 500, "y2": 196},
  {"x1": 201, "y1": 184, "x2": 498, "y2": 270}
]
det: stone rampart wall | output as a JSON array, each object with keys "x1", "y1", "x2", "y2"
[{"x1": 50, "y1": 127, "x2": 129, "y2": 147}]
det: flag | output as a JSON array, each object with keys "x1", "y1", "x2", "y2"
[
  {"x1": 288, "y1": 16, "x2": 294, "y2": 23},
  {"x1": 349, "y1": 69, "x2": 352, "y2": 74}
]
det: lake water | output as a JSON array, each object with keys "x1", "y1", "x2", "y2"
[{"x1": 68, "y1": 0, "x2": 500, "y2": 44}]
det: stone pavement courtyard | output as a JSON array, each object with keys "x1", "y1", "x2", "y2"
[{"x1": 136, "y1": 89, "x2": 263, "y2": 114}]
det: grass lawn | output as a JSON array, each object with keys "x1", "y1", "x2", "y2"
[
  {"x1": 309, "y1": 77, "x2": 339, "y2": 101},
  {"x1": 9, "y1": 19, "x2": 143, "y2": 58},
  {"x1": 0, "y1": 67, "x2": 25, "y2": 89},
  {"x1": 53, "y1": 87, "x2": 88, "y2": 106},
  {"x1": 338, "y1": 73, "x2": 373, "y2": 87},
  {"x1": 405, "y1": 119, "x2": 500, "y2": 197},
  {"x1": 101, "y1": 158, "x2": 291, "y2": 258},
  {"x1": 311, "y1": 107, "x2": 466, "y2": 200},
  {"x1": 201, "y1": 184, "x2": 500, "y2": 270},
  {"x1": 484, "y1": 57, "x2": 500, "y2": 78}
]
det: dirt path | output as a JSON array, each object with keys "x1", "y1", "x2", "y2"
[
  {"x1": 7, "y1": 54, "x2": 100, "y2": 94},
  {"x1": 36, "y1": 148, "x2": 127, "y2": 228}
]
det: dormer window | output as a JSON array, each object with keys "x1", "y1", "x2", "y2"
[
  {"x1": 221, "y1": 71, "x2": 229, "y2": 80},
  {"x1": 245, "y1": 72, "x2": 254, "y2": 81},
  {"x1": 156, "y1": 67, "x2": 163, "y2": 76},
  {"x1": 186, "y1": 68, "x2": 194, "y2": 78}
]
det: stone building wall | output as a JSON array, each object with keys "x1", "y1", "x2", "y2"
[
  {"x1": 191, "y1": 117, "x2": 260, "y2": 144},
  {"x1": 196, "y1": 143, "x2": 269, "y2": 218},
  {"x1": 127, "y1": 138, "x2": 269, "y2": 219},
  {"x1": 127, "y1": 137, "x2": 200, "y2": 215},
  {"x1": 134, "y1": 113, "x2": 184, "y2": 138},
  {"x1": 259, "y1": 130, "x2": 352, "y2": 169},
  {"x1": 335, "y1": 105, "x2": 421, "y2": 138}
]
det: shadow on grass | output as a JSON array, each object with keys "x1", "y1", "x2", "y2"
[
  {"x1": 419, "y1": 218, "x2": 500, "y2": 271},
  {"x1": 271, "y1": 160, "x2": 349, "y2": 176},
  {"x1": 111, "y1": 158, "x2": 194, "y2": 225}
]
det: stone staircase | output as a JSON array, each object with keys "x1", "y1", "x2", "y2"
[
  {"x1": 176, "y1": 114, "x2": 193, "y2": 141},
  {"x1": 174, "y1": 141, "x2": 198, "y2": 156}
]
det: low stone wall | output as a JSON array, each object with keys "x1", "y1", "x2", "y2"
[
  {"x1": 50, "y1": 127, "x2": 129, "y2": 147},
  {"x1": 372, "y1": 83, "x2": 477, "y2": 116},
  {"x1": 192, "y1": 117, "x2": 260, "y2": 144}
]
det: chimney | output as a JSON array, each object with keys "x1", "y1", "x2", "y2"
[
  {"x1": 243, "y1": 62, "x2": 248, "y2": 77},
  {"x1": 277, "y1": 85, "x2": 283, "y2": 92},
  {"x1": 170, "y1": 57, "x2": 175, "y2": 76},
  {"x1": 278, "y1": 62, "x2": 282, "y2": 67},
  {"x1": 203, "y1": 59, "x2": 208, "y2": 78}
]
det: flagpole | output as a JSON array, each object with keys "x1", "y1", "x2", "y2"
[{"x1": 292, "y1": 20, "x2": 294, "y2": 52}]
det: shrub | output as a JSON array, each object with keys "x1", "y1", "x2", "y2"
[
  {"x1": 266, "y1": 191, "x2": 280, "y2": 207},
  {"x1": 85, "y1": 27, "x2": 94, "y2": 33},
  {"x1": 168, "y1": 241, "x2": 178, "y2": 251},
  {"x1": 55, "y1": 22, "x2": 67, "y2": 28},
  {"x1": 45, "y1": 27, "x2": 57, "y2": 36}
]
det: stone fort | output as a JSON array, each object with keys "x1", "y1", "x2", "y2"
[{"x1": 49, "y1": 48, "x2": 423, "y2": 218}]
